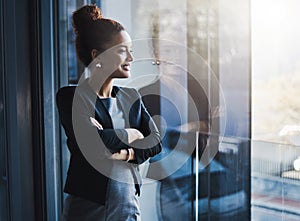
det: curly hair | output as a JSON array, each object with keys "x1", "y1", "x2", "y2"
[{"x1": 72, "y1": 4, "x2": 125, "y2": 66}]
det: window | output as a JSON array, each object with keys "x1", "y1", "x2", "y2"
[
  {"x1": 251, "y1": 0, "x2": 300, "y2": 219},
  {"x1": 58, "y1": 0, "x2": 252, "y2": 220}
]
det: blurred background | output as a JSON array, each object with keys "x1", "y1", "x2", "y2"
[{"x1": 1, "y1": 0, "x2": 300, "y2": 220}]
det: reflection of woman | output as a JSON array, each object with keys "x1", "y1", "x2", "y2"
[
  {"x1": 139, "y1": 48, "x2": 209, "y2": 221},
  {"x1": 138, "y1": 10, "x2": 210, "y2": 221},
  {"x1": 56, "y1": 5, "x2": 161, "y2": 221}
]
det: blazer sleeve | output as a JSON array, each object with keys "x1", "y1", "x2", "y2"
[
  {"x1": 57, "y1": 86, "x2": 161, "y2": 163},
  {"x1": 128, "y1": 90, "x2": 162, "y2": 164},
  {"x1": 56, "y1": 87, "x2": 130, "y2": 159}
]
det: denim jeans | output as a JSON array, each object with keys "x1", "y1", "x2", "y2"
[{"x1": 62, "y1": 177, "x2": 141, "y2": 221}]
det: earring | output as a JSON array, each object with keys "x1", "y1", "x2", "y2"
[
  {"x1": 96, "y1": 63, "x2": 102, "y2": 68},
  {"x1": 152, "y1": 60, "x2": 160, "y2": 65}
]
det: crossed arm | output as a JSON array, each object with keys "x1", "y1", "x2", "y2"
[
  {"x1": 90, "y1": 116, "x2": 144, "y2": 161},
  {"x1": 57, "y1": 87, "x2": 161, "y2": 165}
]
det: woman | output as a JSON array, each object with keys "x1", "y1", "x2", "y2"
[{"x1": 56, "y1": 4, "x2": 161, "y2": 221}]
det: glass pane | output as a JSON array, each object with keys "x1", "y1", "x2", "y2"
[
  {"x1": 128, "y1": 0, "x2": 250, "y2": 220},
  {"x1": 252, "y1": 0, "x2": 300, "y2": 219},
  {"x1": 252, "y1": 140, "x2": 300, "y2": 220},
  {"x1": 119, "y1": 1, "x2": 192, "y2": 219},
  {"x1": 252, "y1": 0, "x2": 300, "y2": 144},
  {"x1": 208, "y1": 0, "x2": 251, "y2": 219},
  {"x1": 59, "y1": 1, "x2": 251, "y2": 220}
]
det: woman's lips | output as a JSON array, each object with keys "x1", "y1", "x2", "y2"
[{"x1": 121, "y1": 64, "x2": 130, "y2": 71}]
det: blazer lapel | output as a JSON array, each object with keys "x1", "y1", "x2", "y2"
[
  {"x1": 79, "y1": 79, "x2": 114, "y2": 128},
  {"x1": 114, "y1": 86, "x2": 133, "y2": 128},
  {"x1": 95, "y1": 98, "x2": 114, "y2": 128},
  {"x1": 79, "y1": 82, "x2": 137, "y2": 129}
]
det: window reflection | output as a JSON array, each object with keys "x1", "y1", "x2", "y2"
[{"x1": 132, "y1": 0, "x2": 250, "y2": 220}]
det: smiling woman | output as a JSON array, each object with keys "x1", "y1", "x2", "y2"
[
  {"x1": 56, "y1": 4, "x2": 161, "y2": 221},
  {"x1": 87, "y1": 31, "x2": 134, "y2": 94}
]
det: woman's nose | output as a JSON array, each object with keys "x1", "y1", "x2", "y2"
[{"x1": 127, "y1": 51, "x2": 134, "y2": 62}]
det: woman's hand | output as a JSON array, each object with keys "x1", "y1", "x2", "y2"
[
  {"x1": 110, "y1": 148, "x2": 135, "y2": 161},
  {"x1": 125, "y1": 128, "x2": 144, "y2": 144},
  {"x1": 90, "y1": 117, "x2": 103, "y2": 130},
  {"x1": 89, "y1": 117, "x2": 138, "y2": 161},
  {"x1": 110, "y1": 149, "x2": 128, "y2": 161},
  {"x1": 90, "y1": 117, "x2": 144, "y2": 144}
]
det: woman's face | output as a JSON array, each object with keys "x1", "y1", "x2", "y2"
[{"x1": 104, "y1": 30, "x2": 134, "y2": 79}]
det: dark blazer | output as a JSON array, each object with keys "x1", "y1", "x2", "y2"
[{"x1": 56, "y1": 79, "x2": 161, "y2": 204}]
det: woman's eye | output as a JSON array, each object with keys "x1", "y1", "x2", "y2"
[
  {"x1": 117, "y1": 48, "x2": 133, "y2": 54},
  {"x1": 118, "y1": 50, "x2": 126, "y2": 53}
]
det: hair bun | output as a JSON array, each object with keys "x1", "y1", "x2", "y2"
[
  {"x1": 88, "y1": 4, "x2": 103, "y2": 21},
  {"x1": 72, "y1": 4, "x2": 103, "y2": 34}
]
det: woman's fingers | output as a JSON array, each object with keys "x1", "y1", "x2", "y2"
[
  {"x1": 109, "y1": 149, "x2": 136, "y2": 161},
  {"x1": 110, "y1": 149, "x2": 128, "y2": 161},
  {"x1": 125, "y1": 128, "x2": 144, "y2": 143},
  {"x1": 90, "y1": 117, "x2": 103, "y2": 130}
]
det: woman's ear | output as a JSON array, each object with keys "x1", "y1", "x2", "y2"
[{"x1": 91, "y1": 49, "x2": 99, "y2": 59}]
